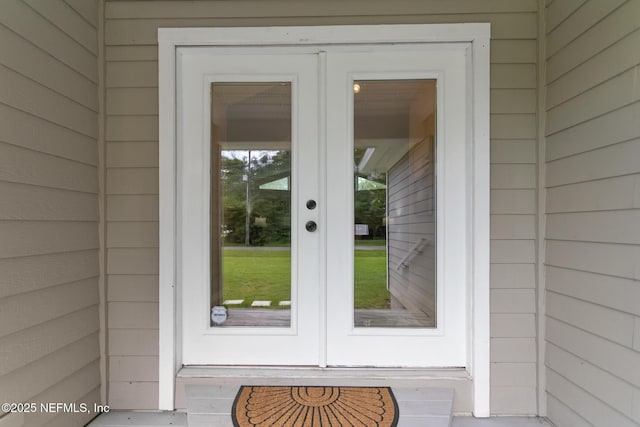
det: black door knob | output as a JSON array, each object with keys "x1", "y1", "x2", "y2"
[
  {"x1": 306, "y1": 200, "x2": 317, "y2": 210},
  {"x1": 305, "y1": 221, "x2": 317, "y2": 232}
]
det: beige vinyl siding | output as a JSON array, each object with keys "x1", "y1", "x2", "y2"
[
  {"x1": 104, "y1": 0, "x2": 540, "y2": 413},
  {"x1": 543, "y1": 0, "x2": 640, "y2": 425},
  {"x1": 0, "y1": 0, "x2": 100, "y2": 425}
]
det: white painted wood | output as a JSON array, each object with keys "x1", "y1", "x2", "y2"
[
  {"x1": 156, "y1": 34, "x2": 178, "y2": 411},
  {"x1": 325, "y1": 46, "x2": 469, "y2": 368},
  {"x1": 159, "y1": 22, "x2": 489, "y2": 414},
  {"x1": 107, "y1": 5, "x2": 531, "y2": 415},
  {"x1": 178, "y1": 50, "x2": 321, "y2": 366}
]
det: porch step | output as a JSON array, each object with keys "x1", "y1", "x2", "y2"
[{"x1": 186, "y1": 384, "x2": 453, "y2": 426}]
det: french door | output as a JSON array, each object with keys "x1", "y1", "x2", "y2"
[{"x1": 179, "y1": 45, "x2": 468, "y2": 367}]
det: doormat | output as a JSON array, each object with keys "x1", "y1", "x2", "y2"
[{"x1": 232, "y1": 385, "x2": 399, "y2": 427}]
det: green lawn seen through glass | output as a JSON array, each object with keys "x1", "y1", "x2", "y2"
[{"x1": 222, "y1": 249, "x2": 389, "y2": 309}]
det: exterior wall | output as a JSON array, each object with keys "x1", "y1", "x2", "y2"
[
  {"x1": 0, "y1": 0, "x2": 101, "y2": 426},
  {"x1": 104, "y1": 0, "x2": 540, "y2": 413},
  {"x1": 387, "y1": 137, "x2": 436, "y2": 319},
  {"x1": 543, "y1": 0, "x2": 640, "y2": 425}
]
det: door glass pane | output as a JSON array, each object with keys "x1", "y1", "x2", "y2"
[
  {"x1": 353, "y1": 80, "x2": 436, "y2": 328},
  {"x1": 211, "y1": 83, "x2": 292, "y2": 327}
]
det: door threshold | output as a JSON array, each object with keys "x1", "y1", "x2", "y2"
[{"x1": 178, "y1": 365, "x2": 469, "y2": 380}]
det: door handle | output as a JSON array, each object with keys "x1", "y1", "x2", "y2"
[{"x1": 305, "y1": 221, "x2": 317, "y2": 232}]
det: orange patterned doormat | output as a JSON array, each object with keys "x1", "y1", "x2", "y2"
[{"x1": 232, "y1": 386, "x2": 399, "y2": 427}]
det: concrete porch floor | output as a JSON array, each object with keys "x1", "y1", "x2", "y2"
[{"x1": 87, "y1": 411, "x2": 554, "y2": 426}]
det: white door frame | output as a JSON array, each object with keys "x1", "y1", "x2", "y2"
[{"x1": 158, "y1": 24, "x2": 490, "y2": 415}]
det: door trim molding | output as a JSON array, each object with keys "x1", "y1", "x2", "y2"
[{"x1": 158, "y1": 23, "x2": 490, "y2": 416}]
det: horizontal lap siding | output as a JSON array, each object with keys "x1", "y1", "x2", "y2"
[
  {"x1": 544, "y1": 0, "x2": 640, "y2": 425},
  {"x1": 104, "y1": 0, "x2": 539, "y2": 413},
  {"x1": 0, "y1": 1, "x2": 100, "y2": 426}
]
